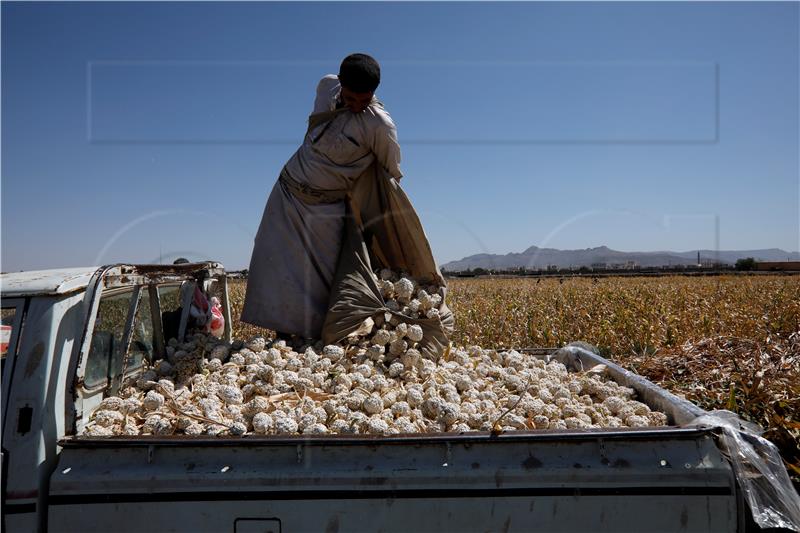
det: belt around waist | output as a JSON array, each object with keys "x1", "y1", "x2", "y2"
[{"x1": 279, "y1": 169, "x2": 348, "y2": 205}]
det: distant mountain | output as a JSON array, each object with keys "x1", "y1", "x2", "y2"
[{"x1": 441, "y1": 246, "x2": 800, "y2": 271}]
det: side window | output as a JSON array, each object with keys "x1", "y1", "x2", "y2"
[
  {"x1": 1, "y1": 308, "x2": 16, "y2": 359},
  {"x1": 85, "y1": 289, "x2": 134, "y2": 389},
  {"x1": 1, "y1": 305, "x2": 21, "y2": 383}
]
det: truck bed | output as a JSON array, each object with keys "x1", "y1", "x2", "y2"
[
  {"x1": 51, "y1": 427, "x2": 738, "y2": 532},
  {"x1": 47, "y1": 345, "x2": 743, "y2": 532}
]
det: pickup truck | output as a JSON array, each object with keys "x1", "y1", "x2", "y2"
[{"x1": 0, "y1": 262, "x2": 789, "y2": 532}]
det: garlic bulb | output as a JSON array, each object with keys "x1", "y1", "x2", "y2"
[{"x1": 82, "y1": 326, "x2": 669, "y2": 437}]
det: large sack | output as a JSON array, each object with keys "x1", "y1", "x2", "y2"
[{"x1": 322, "y1": 162, "x2": 454, "y2": 359}]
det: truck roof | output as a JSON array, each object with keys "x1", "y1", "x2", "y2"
[
  {"x1": 0, "y1": 266, "x2": 102, "y2": 297},
  {"x1": 1, "y1": 262, "x2": 227, "y2": 297}
]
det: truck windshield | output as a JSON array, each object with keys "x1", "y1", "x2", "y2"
[
  {"x1": 158, "y1": 284, "x2": 183, "y2": 342},
  {"x1": 127, "y1": 288, "x2": 154, "y2": 368}
]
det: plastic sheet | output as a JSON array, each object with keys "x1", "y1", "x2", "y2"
[{"x1": 687, "y1": 410, "x2": 800, "y2": 531}]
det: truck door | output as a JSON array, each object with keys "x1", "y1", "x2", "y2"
[{"x1": 1, "y1": 298, "x2": 32, "y2": 530}]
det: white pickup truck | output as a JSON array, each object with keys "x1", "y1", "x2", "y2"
[{"x1": 0, "y1": 262, "x2": 794, "y2": 532}]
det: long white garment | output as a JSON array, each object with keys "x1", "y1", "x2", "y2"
[
  {"x1": 284, "y1": 74, "x2": 403, "y2": 187},
  {"x1": 241, "y1": 75, "x2": 402, "y2": 337}
]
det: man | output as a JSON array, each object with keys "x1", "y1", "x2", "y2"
[{"x1": 241, "y1": 53, "x2": 402, "y2": 342}]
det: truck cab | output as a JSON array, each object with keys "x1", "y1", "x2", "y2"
[{"x1": 1, "y1": 262, "x2": 231, "y2": 531}]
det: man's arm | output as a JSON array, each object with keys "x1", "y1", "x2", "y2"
[
  {"x1": 313, "y1": 74, "x2": 340, "y2": 114},
  {"x1": 372, "y1": 115, "x2": 403, "y2": 180}
]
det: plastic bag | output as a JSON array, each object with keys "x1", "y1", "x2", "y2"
[
  {"x1": 189, "y1": 287, "x2": 225, "y2": 338},
  {"x1": 206, "y1": 296, "x2": 225, "y2": 338},
  {"x1": 687, "y1": 409, "x2": 800, "y2": 531}
]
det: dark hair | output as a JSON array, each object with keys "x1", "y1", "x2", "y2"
[{"x1": 338, "y1": 53, "x2": 381, "y2": 93}]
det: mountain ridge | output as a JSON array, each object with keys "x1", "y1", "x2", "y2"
[{"x1": 441, "y1": 246, "x2": 800, "y2": 271}]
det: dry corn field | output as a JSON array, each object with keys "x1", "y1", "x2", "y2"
[{"x1": 229, "y1": 274, "x2": 800, "y2": 480}]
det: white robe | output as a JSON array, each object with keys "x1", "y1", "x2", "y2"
[{"x1": 241, "y1": 75, "x2": 402, "y2": 337}]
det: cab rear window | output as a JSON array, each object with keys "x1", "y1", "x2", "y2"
[
  {"x1": 84, "y1": 287, "x2": 155, "y2": 390},
  {"x1": 85, "y1": 289, "x2": 135, "y2": 389}
]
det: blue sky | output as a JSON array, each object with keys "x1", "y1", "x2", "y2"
[{"x1": 2, "y1": 1, "x2": 798, "y2": 272}]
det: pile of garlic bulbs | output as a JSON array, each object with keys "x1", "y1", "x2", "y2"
[
  {"x1": 82, "y1": 331, "x2": 668, "y2": 437},
  {"x1": 373, "y1": 268, "x2": 445, "y2": 321}
]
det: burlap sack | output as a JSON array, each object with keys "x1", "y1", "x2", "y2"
[{"x1": 321, "y1": 162, "x2": 454, "y2": 359}]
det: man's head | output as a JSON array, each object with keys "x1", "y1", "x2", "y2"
[{"x1": 338, "y1": 53, "x2": 380, "y2": 113}]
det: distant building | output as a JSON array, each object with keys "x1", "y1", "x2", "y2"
[
  {"x1": 590, "y1": 262, "x2": 608, "y2": 270},
  {"x1": 755, "y1": 261, "x2": 800, "y2": 272}
]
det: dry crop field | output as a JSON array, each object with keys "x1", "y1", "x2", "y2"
[{"x1": 228, "y1": 274, "x2": 800, "y2": 479}]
